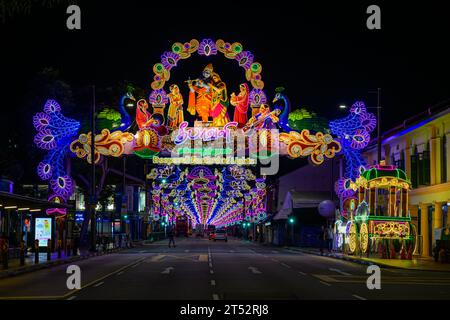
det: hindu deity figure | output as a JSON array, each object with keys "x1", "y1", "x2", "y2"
[
  {"x1": 187, "y1": 64, "x2": 214, "y2": 122},
  {"x1": 230, "y1": 83, "x2": 249, "y2": 128},
  {"x1": 136, "y1": 99, "x2": 158, "y2": 129},
  {"x1": 210, "y1": 73, "x2": 230, "y2": 127},
  {"x1": 167, "y1": 84, "x2": 184, "y2": 129},
  {"x1": 245, "y1": 103, "x2": 279, "y2": 130}
]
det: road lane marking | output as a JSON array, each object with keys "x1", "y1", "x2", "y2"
[
  {"x1": 353, "y1": 294, "x2": 367, "y2": 300},
  {"x1": 67, "y1": 296, "x2": 77, "y2": 300},
  {"x1": 209, "y1": 263, "x2": 213, "y2": 268},
  {"x1": 184, "y1": 250, "x2": 189, "y2": 253},
  {"x1": 150, "y1": 255, "x2": 166, "y2": 262},
  {"x1": 329, "y1": 268, "x2": 351, "y2": 276},
  {"x1": 210, "y1": 270, "x2": 214, "y2": 274},
  {"x1": 229, "y1": 250, "x2": 235, "y2": 253},
  {"x1": 212, "y1": 294, "x2": 219, "y2": 300},
  {"x1": 271, "y1": 259, "x2": 279, "y2": 263},
  {"x1": 131, "y1": 263, "x2": 141, "y2": 268},
  {"x1": 93, "y1": 281, "x2": 104, "y2": 287},
  {"x1": 298, "y1": 271, "x2": 307, "y2": 276},
  {"x1": 319, "y1": 281, "x2": 332, "y2": 287},
  {"x1": 116, "y1": 271, "x2": 124, "y2": 276},
  {"x1": 248, "y1": 266, "x2": 262, "y2": 274},
  {"x1": 271, "y1": 250, "x2": 278, "y2": 254},
  {"x1": 161, "y1": 267, "x2": 174, "y2": 274},
  {"x1": 280, "y1": 263, "x2": 291, "y2": 269},
  {"x1": 211, "y1": 280, "x2": 216, "y2": 286}
]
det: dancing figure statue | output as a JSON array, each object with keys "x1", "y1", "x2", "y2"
[
  {"x1": 210, "y1": 73, "x2": 230, "y2": 127},
  {"x1": 187, "y1": 64, "x2": 214, "y2": 122}
]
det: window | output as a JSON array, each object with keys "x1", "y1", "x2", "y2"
[
  {"x1": 392, "y1": 150, "x2": 405, "y2": 171},
  {"x1": 410, "y1": 145, "x2": 431, "y2": 187}
]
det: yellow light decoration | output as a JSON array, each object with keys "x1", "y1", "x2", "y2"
[
  {"x1": 349, "y1": 176, "x2": 410, "y2": 191},
  {"x1": 279, "y1": 129, "x2": 342, "y2": 165},
  {"x1": 371, "y1": 220, "x2": 410, "y2": 239},
  {"x1": 348, "y1": 222, "x2": 357, "y2": 254},
  {"x1": 360, "y1": 222, "x2": 369, "y2": 253},
  {"x1": 70, "y1": 129, "x2": 134, "y2": 164}
]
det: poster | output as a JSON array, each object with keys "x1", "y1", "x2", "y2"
[{"x1": 35, "y1": 218, "x2": 52, "y2": 247}]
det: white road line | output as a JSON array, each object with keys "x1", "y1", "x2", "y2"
[
  {"x1": 280, "y1": 263, "x2": 291, "y2": 269},
  {"x1": 211, "y1": 280, "x2": 216, "y2": 286},
  {"x1": 271, "y1": 259, "x2": 279, "y2": 263},
  {"x1": 116, "y1": 271, "x2": 124, "y2": 276},
  {"x1": 184, "y1": 250, "x2": 189, "y2": 253},
  {"x1": 209, "y1": 263, "x2": 213, "y2": 268},
  {"x1": 67, "y1": 296, "x2": 77, "y2": 300},
  {"x1": 93, "y1": 281, "x2": 104, "y2": 287},
  {"x1": 131, "y1": 263, "x2": 140, "y2": 268},
  {"x1": 271, "y1": 250, "x2": 278, "y2": 254},
  {"x1": 319, "y1": 281, "x2": 332, "y2": 287},
  {"x1": 212, "y1": 294, "x2": 219, "y2": 300},
  {"x1": 298, "y1": 271, "x2": 307, "y2": 276},
  {"x1": 353, "y1": 294, "x2": 367, "y2": 300},
  {"x1": 229, "y1": 250, "x2": 235, "y2": 253},
  {"x1": 248, "y1": 266, "x2": 262, "y2": 274},
  {"x1": 210, "y1": 270, "x2": 214, "y2": 274},
  {"x1": 329, "y1": 268, "x2": 351, "y2": 276}
]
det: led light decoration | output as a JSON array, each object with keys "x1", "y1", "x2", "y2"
[
  {"x1": 33, "y1": 100, "x2": 80, "y2": 200},
  {"x1": 329, "y1": 101, "x2": 376, "y2": 181},
  {"x1": 198, "y1": 39, "x2": 217, "y2": 56}
]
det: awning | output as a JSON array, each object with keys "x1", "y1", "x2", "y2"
[
  {"x1": 273, "y1": 190, "x2": 332, "y2": 220},
  {"x1": 0, "y1": 191, "x2": 72, "y2": 211}
]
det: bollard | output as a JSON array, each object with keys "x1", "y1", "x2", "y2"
[
  {"x1": 19, "y1": 240, "x2": 26, "y2": 266},
  {"x1": 57, "y1": 240, "x2": 62, "y2": 259},
  {"x1": 47, "y1": 239, "x2": 52, "y2": 261},
  {"x1": 2, "y1": 241, "x2": 8, "y2": 270},
  {"x1": 34, "y1": 240, "x2": 39, "y2": 264}
]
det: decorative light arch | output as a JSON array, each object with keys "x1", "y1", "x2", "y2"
[{"x1": 149, "y1": 38, "x2": 266, "y2": 113}]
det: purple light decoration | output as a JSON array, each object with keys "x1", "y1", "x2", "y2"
[
  {"x1": 37, "y1": 162, "x2": 52, "y2": 180},
  {"x1": 198, "y1": 39, "x2": 217, "y2": 56},
  {"x1": 34, "y1": 99, "x2": 80, "y2": 200},
  {"x1": 235, "y1": 51, "x2": 254, "y2": 70},
  {"x1": 161, "y1": 51, "x2": 180, "y2": 71},
  {"x1": 46, "y1": 208, "x2": 67, "y2": 215},
  {"x1": 350, "y1": 101, "x2": 367, "y2": 115},
  {"x1": 350, "y1": 129, "x2": 370, "y2": 149},
  {"x1": 249, "y1": 89, "x2": 267, "y2": 106},
  {"x1": 359, "y1": 112, "x2": 377, "y2": 132},
  {"x1": 149, "y1": 89, "x2": 169, "y2": 105},
  {"x1": 34, "y1": 129, "x2": 57, "y2": 150},
  {"x1": 50, "y1": 175, "x2": 74, "y2": 199}
]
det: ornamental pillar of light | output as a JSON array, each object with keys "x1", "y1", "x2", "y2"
[
  {"x1": 388, "y1": 186, "x2": 396, "y2": 217},
  {"x1": 429, "y1": 126, "x2": 442, "y2": 185},
  {"x1": 419, "y1": 203, "x2": 430, "y2": 257},
  {"x1": 401, "y1": 187, "x2": 408, "y2": 217}
]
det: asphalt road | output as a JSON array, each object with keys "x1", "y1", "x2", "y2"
[{"x1": 1, "y1": 237, "x2": 450, "y2": 300}]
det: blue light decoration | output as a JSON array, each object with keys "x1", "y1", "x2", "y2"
[
  {"x1": 329, "y1": 101, "x2": 376, "y2": 181},
  {"x1": 272, "y1": 87, "x2": 292, "y2": 133},
  {"x1": 33, "y1": 100, "x2": 80, "y2": 202}
]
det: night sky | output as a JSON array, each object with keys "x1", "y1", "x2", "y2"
[{"x1": 0, "y1": 1, "x2": 449, "y2": 182}]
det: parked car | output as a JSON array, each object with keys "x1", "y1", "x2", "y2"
[
  {"x1": 209, "y1": 232, "x2": 215, "y2": 240},
  {"x1": 214, "y1": 229, "x2": 227, "y2": 242}
]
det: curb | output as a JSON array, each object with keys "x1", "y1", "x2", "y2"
[
  {"x1": 0, "y1": 248, "x2": 124, "y2": 279},
  {"x1": 285, "y1": 247, "x2": 450, "y2": 272}
]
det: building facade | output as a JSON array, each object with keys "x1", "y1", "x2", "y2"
[{"x1": 363, "y1": 103, "x2": 450, "y2": 257}]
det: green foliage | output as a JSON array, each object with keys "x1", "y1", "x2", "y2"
[{"x1": 288, "y1": 108, "x2": 330, "y2": 133}]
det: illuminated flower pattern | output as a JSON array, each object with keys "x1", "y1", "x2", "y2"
[
  {"x1": 37, "y1": 162, "x2": 52, "y2": 180},
  {"x1": 235, "y1": 51, "x2": 254, "y2": 70},
  {"x1": 249, "y1": 89, "x2": 267, "y2": 106},
  {"x1": 198, "y1": 39, "x2": 217, "y2": 56},
  {"x1": 161, "y1": 51, "x2": 180, "y2": 71},
  {"x1": 351, "y1": 129, "x2": 370, "y2": 149}
]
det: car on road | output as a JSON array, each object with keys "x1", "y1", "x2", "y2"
[
  {"x1": 214, "y1": 229, "x2": 227, "y2": 242},
  {"x1": 209, "y1": 232, "x2": 215, "y2": 240}
]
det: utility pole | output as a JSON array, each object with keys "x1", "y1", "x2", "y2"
[
  {"x1": 376, "y1": 88, "x2": 381, "y2": 164},
  {"x1": 89, "y1": 85, "x2": 97, "y2": 252},
  {"x1": 369, "y1": 88, "x2": 382, "y2": 164}
]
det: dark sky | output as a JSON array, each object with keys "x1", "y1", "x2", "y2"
[{"x1": 0, "y1": 1, "x2": 449, "y2": 181}]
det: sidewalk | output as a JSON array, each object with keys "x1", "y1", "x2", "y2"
[
  {"x1": 285, "y1": 246, "x2": 450, "y2": 272},
  {"x1": 0, "y1": 245, "x2": 128, "y2": 279}
]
